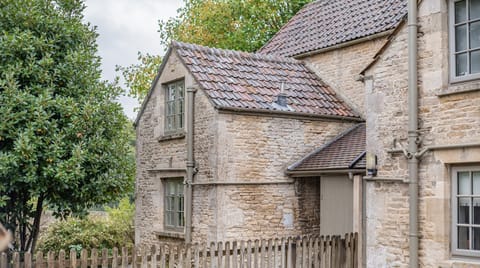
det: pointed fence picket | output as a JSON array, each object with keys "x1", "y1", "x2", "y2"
[{"x1": 0, "y1": 232, "x2": 357, "y2": 268}]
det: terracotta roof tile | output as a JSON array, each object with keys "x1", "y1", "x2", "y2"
[
  {"x1": 259, "y1": 0, "x2": 407, "y2": 57},
  {"x1": 288, "y1": 123, "x2": 366, "y2": 172},
  {"x1": 173, "y1": 41, "x2": 360, "y2": 119}
]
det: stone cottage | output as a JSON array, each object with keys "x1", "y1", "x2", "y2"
[
  {"x1": 136, "y1": 0, "x2": 480, "y2": 266},
  {"x1": 134, "y1": 40, "x2": 364, "y2": 246}
]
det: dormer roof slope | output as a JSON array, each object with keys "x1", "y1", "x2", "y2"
[
  {"x1": 258, "y1": 0, "x2": 407, "y2": 58},
  {"x1": 173, "y1": 41, "x2": 360, "y2": 119}
]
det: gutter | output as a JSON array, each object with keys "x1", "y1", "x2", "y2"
[
  {"x1": 286, "y1": 168, "x2": 365, "y2": 177},
  {"x1": 185, "y1": 87, "x2": 197, "y2": 244},
  {"x1": 294, "y1": 30, "x2": 395, "y2": 60},
  {"x1": 407, "y1": 0, "x2": 419, "y2": 266},
  {"x1": 217, "y1": 106, "x2": 364, "y2": 122}
]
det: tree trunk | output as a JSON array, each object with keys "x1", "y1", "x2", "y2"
[{"x1": 27, "y1": 195, "x2": 44, "y2": 253}]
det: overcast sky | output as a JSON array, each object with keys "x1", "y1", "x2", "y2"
[{"x1": 83, "y1": 0, "x2": 184, "y2": 119}]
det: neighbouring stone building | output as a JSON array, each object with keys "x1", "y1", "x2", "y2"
[{"x1": 135, "y1": 0, "x2": 480, "y2": 266}]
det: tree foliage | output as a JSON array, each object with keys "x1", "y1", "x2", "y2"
[
  {"x1": 159, "y1": 0, "x2": 311, "y2": 52},
  {"x1": 116, "y1": 53, "x2": 162, "y2": 103},
  {"x1": 120, "y1": 0, "x2": 311, "y2": 103},
  {"x1": 0, "y1": 0, "x2": 134, "y2": 252}
]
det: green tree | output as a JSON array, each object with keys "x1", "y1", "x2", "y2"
[
  {"x1": 0, "y1": 0, "x2": 134, "y2": 252},
  {"x1": 120, "y1": 0, "x2": 311, "y2": 103}
]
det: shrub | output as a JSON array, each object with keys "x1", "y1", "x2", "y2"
[{"x1": 37, "y1": 198, "x2": 134, "y2": 253}]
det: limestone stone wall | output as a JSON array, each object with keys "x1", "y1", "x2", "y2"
[
  {"x1": 198, "y1": 113, "x2": 354, "y2": 242},
  {"x1": 303, "y1": 36, "x2": 388, "y2": 117},
  {"x1": 135, "y1": 50, "x2": 201, "y2": 246},
  {"x1": 364, "y1": 0, "x2": 480, "y2": 266}
]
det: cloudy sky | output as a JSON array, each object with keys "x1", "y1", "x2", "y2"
[{"x1": 83, "y1": 0, "x2": 184, "y2": 119}]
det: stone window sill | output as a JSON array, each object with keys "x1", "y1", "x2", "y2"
[
  {"x1": 158, "y1": 131, "x2": 186, "y2": 142},
  {"x1": 437, "y1": 80, "x2": 480, "y2": 97},
  {"x1": 155, "y1": 231, "x2": 185, "y2": 240}
]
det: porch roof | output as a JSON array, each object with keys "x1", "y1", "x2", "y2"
[{"x1": 287, "y1": 123, "x2": 366, "y2": 175}]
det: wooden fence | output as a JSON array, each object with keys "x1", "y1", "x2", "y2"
[{"x1": 0, "y1": 233, "x2": 357, "y2": 268}]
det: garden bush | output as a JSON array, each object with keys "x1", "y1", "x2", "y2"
[{"x1": 36, "y1": 198, "x2": 134, "y2": 253}]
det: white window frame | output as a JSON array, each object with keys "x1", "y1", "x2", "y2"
[
  {"x1": 164, "y1": 80, "x2": 185, "y2": 134},
  {"x1": 449, "y1": 0, "x2": 480, "y2": 83},
  {"x1": 164, "y1": 178, "x2": 185, "y2": 231},
  {"x1": 452, "y1": 166, "x2": 480, "y2": 257}
]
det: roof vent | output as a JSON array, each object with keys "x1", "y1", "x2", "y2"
[{"x1": 276, "y1": 82, "x2": 288, "y2": 107}]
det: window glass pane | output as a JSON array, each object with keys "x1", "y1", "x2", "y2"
[
  {"x1": 179, "y1": 196, "x2": 184, "y2": 211},
  {"x1": 457, "y1": 53, "x2": 469, "y2": 76},
  {"x1": 471, "y1": 0, "x2": 480, "y2": 20},
  {"x1": 459, "y1": 197, "x2": 471, "y2": 224},
  {"x1": 459, "y1": 171, "x2": 471, "y2": 194},
  {"x1": 176, "y1": 114, "x2": 183, "y2": 129},
  {"x1": 178, "y1": 211, "x2": 184, "y2": 227},
  {"x1": 168, "y1": 182, "x2": 176, "y2": 195},
  {"x1": 167, "y1": 102, "x2": 174, "y2": 115},
  {"x1": 471, "y1": 50, "x2": 480, "y2": 74},
  {"x1": 474, "y1": 198, "x2": 480, "y2": 224},
  {"x1": 176, "y1": 182, "x2": 183, "y2": 195},
  {"x1": 470, "y1": 21, "x2": 480, "y2": 49},
  {"x1": 456, "y1": 0, "x2": 468, "y2": 23},
  {"x1": 178, "y1": 82, "x2": 184, "y2": 98},
  {"x1": 473, "y1": 172, "x2": 480, "y2": 195},
  {"x1": 168, "y1": 86, "x2": 175, "y2": 101},
  {"x1": 456, "y1": 24, "x2": 468, "y2": 51},
  {"x1": 474, "y1": 227, "x2": 480, "y2": 250},
  {"x1": 459, "y1": 226, "x2": 470, "y2": 249}
]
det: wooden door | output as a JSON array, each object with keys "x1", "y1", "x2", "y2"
[{"x1": 320, "y1": 175, "x2": 354, "y2": 235}]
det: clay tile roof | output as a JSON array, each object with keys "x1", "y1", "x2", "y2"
[
  {"x1": 287, "y1": 123, "x2": 366, "y2": 173},
  {"x1": 258, "y1": 0, "x2": 407, "y2": 58},
  {"x1": 173, "y1": 41, "x2": 360, "y2": 119}
]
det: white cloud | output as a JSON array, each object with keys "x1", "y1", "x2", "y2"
[{"x1": 83, "y1": 0, "x2": 183, "y2": 119}]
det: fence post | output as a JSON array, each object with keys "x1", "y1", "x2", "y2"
[
  {"x1": 70, "y1": 249, "x2": 77, "y2": 268},
  {"x1": 80, "y1": 249, "x2": 88, "y2": 268},
  {"x1": 253, "y1": 240, "x2": 259, "y2": 268},
  {"x1": 259, "y1": 239, "x2": 266, "y2": 268},
  {"x1": 36, "y1": 251, "x2": 44, "y2": 268},
  {"x1": 266, "y1": 239, "x2": 272, "y2": 268},
  {"x1": 286, "y1": 237, "x2": 293, "y2": 268},
  {"x1": 121, "y1": 247, "x2": 128, "y2": 268},
  {"x1": 215, "y1": 242, "x2": 222, "y2": 268},
  {"x1": 160, "y1": 245, "x2": 166, "y2": 268},
  {"x1": 59, "y1": 250, "x2": 66, "y2": 268},
  {"x1": 13, "y1": 252, "x2": 20, "y2": 268},
  {"x1": 295, "y1": 237, "x2": 301, "y2": 268},
  {"x1": 203, "y1": 243, "x2": 208, "y2": 268},
  {"x1": 179, "y1": 245, "x2": 185, "y2": 268},
  {"x1": 170, "y1": 245, "x2": 177, "y2": 268},
  {"x1": 102, "y1": 248, "x2": 109, "y2": 268},
  {"x1": 193, "y1": 243, "x2": 200, "y2": 268},
  {"x1": 313, "y1": 236, "x2": 319, "y2": 268},
  {"x1": 232, "y1": 241, "x2": 238, "y2": 268},
  {"x1": 25, "y1": 252, "x2": 32, "y2": 268},
  {"x1": 351, "y1": 233, "x2": 360, "y2": 268},
  {"x1": 225, "y1": 241, "x2": 231, "y2": 268},
  {"x1": 186, "y1": 243, "x2": 192, "y2": 268},
  {"x1": 112, "y1": 247, "x2": 119, "y2": 268}
]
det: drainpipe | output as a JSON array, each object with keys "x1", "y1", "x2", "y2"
[
  {"x1": 407, "y1": 0, "x2": 419, "y2": 267},
  {"x1": 185, "y1": 87, "x2": 197, "y2": 244}
]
